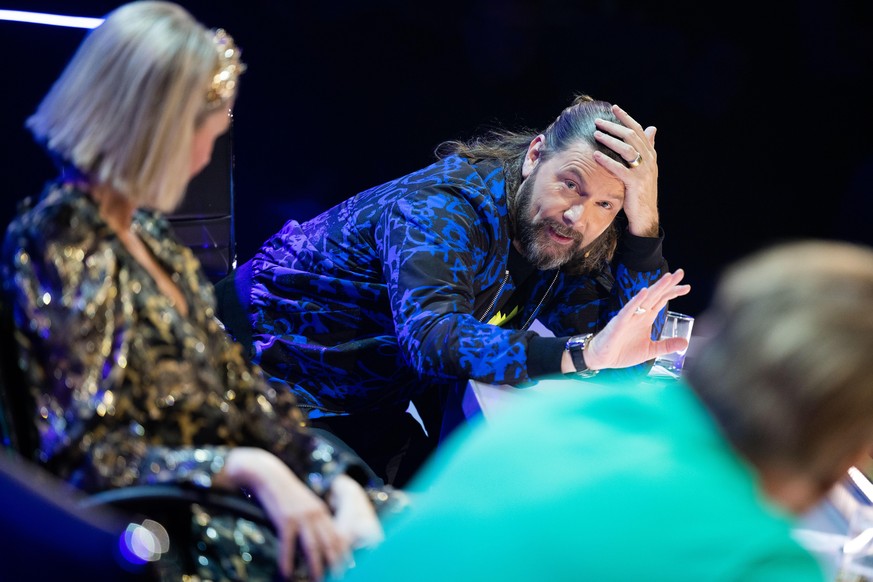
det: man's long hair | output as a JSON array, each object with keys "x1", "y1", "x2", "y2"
[{"x1": 435, "y1": 94, "x2": 628, "y2": 274}]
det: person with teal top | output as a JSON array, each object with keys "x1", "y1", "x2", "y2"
[{"x1": 339, "y1": 240, "x2": 873, "y2": 581}]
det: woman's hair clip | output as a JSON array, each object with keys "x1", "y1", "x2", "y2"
[{"x1": 206, "y1": 28, "x2": 246, "y2": 110}]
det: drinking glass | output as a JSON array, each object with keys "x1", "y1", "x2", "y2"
[{"x1": 652, "y1": 311, "x2": 694, "y2": 378}]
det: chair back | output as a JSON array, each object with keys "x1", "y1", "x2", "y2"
[{"x1": 0, "y1": 294, "x2": 39, "y2": 461}]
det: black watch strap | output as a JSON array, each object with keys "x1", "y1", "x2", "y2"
[{"x1": 565, "y1": 333, "x2": 598, "y2": 378}]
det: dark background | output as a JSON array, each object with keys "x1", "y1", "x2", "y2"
[{"x1": 2, "y1": 0, "x2": 873, "y2": 317}]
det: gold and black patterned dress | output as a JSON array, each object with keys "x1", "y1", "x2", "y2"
[{"x1": 2, "y1": 182, "x2": 381, "y2": 580}]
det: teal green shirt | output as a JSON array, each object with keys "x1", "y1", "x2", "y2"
[{"x1": 343, "y1": 378, "x2": 825, "y2": 581}]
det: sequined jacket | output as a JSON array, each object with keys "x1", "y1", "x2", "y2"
[
  {"x1": 1, "y1": 183, "x2": 363, "y2": 497},
  {"x1": 237, "y1": 155, "x2": 667, "y2": 417}
]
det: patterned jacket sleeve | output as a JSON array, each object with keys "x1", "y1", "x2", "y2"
[{"x1": 377, "y1": 185, "x2": 541, "y2": 386}]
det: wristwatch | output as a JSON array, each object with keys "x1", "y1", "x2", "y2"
[{"x1": 565, "y1": 333, "x2": 599, "y2": 378}]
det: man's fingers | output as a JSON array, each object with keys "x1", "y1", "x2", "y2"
[
  {"x1": 648, "y1": 270, "x2": 690, "y2": 303},
  {"x1": 647, "y1": 269, "x2": 683, "y2": 291},
  {"x1": 654, "y1": 337, "x2": 689, "y2": 357},
  {"x1": 625, "y1": 271, "x2": 691, "y2": 323},
  {"x1": 611, "y1": 104, "x2": 644, "y2": 133},
  {"x1": 623, "y1": 287, "x2": 651, "y2": 318},
  {"x1": 662, "y1": 268, "x2": 685, "y2": 286},
  {"x1": 655, "y1": 284, "x2": 692, "y2": 305}
]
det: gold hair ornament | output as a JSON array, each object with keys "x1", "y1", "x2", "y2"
[{"x1": 206, "y1": 28, "x2": 246, "y2": 110}]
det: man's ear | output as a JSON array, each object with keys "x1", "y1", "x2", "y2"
[{"x1": 521, "y1": 135, "x2": 545, "y2": 178}]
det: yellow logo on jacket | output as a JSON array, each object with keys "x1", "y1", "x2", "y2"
[{"x1": 487, "y1": 305, "x2": 519, "y2": 327}]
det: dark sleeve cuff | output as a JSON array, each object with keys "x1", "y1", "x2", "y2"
[
  {"x1": 615, "y1": 227, "x2": 665, "y2": 272},
  {"x1": 366, "y1": 485, "x2": 412, "y2": 516},
  {"x1": 526, "y1": 335, "x2": 570, "y2": 378},
  {"x1": 303, "y1": 430, "x2": 389, "y2": 497}
]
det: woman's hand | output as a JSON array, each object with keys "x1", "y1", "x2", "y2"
[
  {"x1": 327, "y1": 474, "x2": 385, "y2": 577},
  {"x1": 217, "y1": 447, "x2": 350, "y2": 581},
  {"x1": 584, "y1": 269, "x2": 691, "y2": 370},
  {"x1": 329, "y1": 474, "x2": 384, "y2": 549}
]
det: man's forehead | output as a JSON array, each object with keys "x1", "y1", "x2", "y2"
[
  {"x1": 553, "y1": 142, "x2": 596, "y2": 166},
  {"x1": 553, "y1": 144, "x2": 625, "y2": 202}
]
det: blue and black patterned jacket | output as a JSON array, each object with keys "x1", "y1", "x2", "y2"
[{"x1": 235, "y1": 155, "x2": 666, "y2": 417}]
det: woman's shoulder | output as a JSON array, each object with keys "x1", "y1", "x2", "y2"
[{"x1": 4, "y1": 182, "x2": 110, "y2": 262}]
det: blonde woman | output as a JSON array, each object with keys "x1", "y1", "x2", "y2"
[{"x1": 2, "y1": 2, "x2": 387, "y2": 579}]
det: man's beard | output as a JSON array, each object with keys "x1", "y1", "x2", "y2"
[{"x1": 513, "y1": 174, "x2": 587, "y2": 271}]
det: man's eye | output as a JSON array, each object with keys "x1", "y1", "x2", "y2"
[
  {"x1": 564, "y1": 180, "x2": 576, "y2": 190},
  {"x1": 599, "y1": 201, "x2": 613, "y2": 210}
]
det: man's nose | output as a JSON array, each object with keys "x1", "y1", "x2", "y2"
[{"x1": 562, "y1": 204, "x2": 583, "y2": 226}]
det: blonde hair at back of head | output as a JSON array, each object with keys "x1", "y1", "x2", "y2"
[
  {"x1": 687, "y1": 240, "x2": 873, "y2": 482},
  {"x1": 26, "y1": 1, "x2": 227, "y2": 213}
]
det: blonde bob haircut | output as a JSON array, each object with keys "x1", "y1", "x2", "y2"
[{"x1": 26, "y1": 1, "x2": 233, "y2": 213}]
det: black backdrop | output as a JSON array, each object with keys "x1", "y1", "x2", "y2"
[{"x1": 2, "y1": 0, "x2": 873, "y2": 317}]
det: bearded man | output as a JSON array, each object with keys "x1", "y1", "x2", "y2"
[{"x1": 216, "y1": 95, "x2": 689, "y2": 486}]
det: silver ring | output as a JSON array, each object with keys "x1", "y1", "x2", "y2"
[
  {"x1": 628, "y1": 152, "x2": 642, "y2": 168},
  {"x1": 633, "y1": 306, "x2": 647, "y2": 315}
]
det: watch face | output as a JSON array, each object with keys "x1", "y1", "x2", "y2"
[
  {"x1": 566, "y1": 334, "x2": 597, "y2": 377},
  {"x1": 567, "y1": 335, "x2": 588, "y2": 369},
  {"x1": 567, "y1": 334, "x2": 593, "y2": 350}
]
